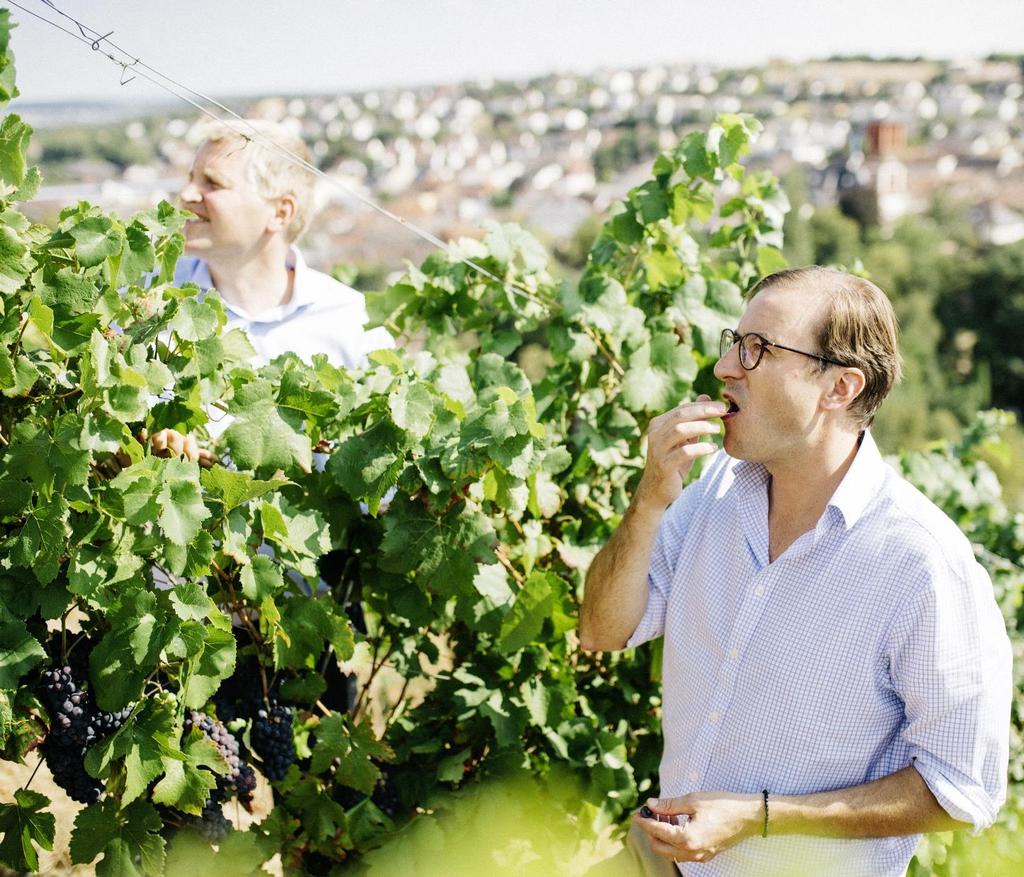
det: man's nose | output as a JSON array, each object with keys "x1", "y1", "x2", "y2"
[
  {"x1": 713, "y1": 343, "x2": 744, "y2": 382},
  {"x1": 179, "y1": 181, "x2": 200, "y2": 203}
]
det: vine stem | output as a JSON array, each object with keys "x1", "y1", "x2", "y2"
[
  {"x1": 11, "y1": 313, "x2": 30, "y2": 360},
  {"x1": 354, "y1": 637, "x2": 391, "y2": 721},
  {"x1": 23, "y1": 754, "x2": 44, "y2": 791},
  {"x1": 58, "y1": 601, "x2": 81, "y2": 664},
  {"x1": 622, "y1": 247, "x2": 644, "y2": 292},
  {"x1": 385, "y1": 677, "x2": 411, "y2": 726},
  {"x1": 352, "y1": 638, "x2": 381, "y2": 719},
  {"x1": 584, "y1": 326, "x2": 626, "y2": 377},
  {"x1": 495, "y1": 544, "x2": 525, "y2": 586},
  {"x1": 211, "y1": 559, "x2": 265, "y2": 649},
  {"x1": 210, "y1": 559, "x2": 271, "y2": 702}
]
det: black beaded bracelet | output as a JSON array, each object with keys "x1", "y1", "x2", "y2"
[{"x1": 761, "y1": 789, "x2": 769, "y2": 838}]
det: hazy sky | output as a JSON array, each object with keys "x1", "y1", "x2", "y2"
[{"x1": 9, "y1": 0, "x2": 1024, "y2": 104}]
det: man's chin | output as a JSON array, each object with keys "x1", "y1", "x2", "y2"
[{"x1": 182, "y1": 236, "x2": 209, "y2": 255}]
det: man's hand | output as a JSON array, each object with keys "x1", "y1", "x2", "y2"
[
  {"x1": 94, "y1": 428, "x2": 218, "y2": 479},
  {"x1": 634, "y1": 395, "x2": 727, "y2": 512},
  {"x1": 148, "y1": 428, "x2": 217, "y2": 468},
  {"x1": 634, "y1": 792, "x2": 762, "y2": 864}
]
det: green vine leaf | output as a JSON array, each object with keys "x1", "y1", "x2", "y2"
[
  {"x1": 311, "y1": 713, "x2": 392, "y2": 794},
  {"x1": 223, "y1": 379, "x2": 312, "y2": 473},
  {"x1": 0, "y1": 789, "x2": 55, "y2": 873},
  {"x1": 0, "y1": 621, "x2": 45, "y2": 689},
  {"x1": 69, "y1": 799, "x2": 165, "y2": 876},
  {"x1": 497, "y1": 570, "x2": 564, "y2": 654},
  {"x1": 151, "y1": 733, "x2": 223, "y2": 815}
]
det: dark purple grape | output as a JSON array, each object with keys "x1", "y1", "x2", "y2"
[
  {"x1": 371, "y1": 764, "x2": 402, "y2": 819},
  {"x1": 41, "y1": 736, "x2": 102, "y2": 804},
  {"x1": 189, "y1": 798, "x2": 232, "y2": 842},
  {"x1": 37, "y1": 664, "x2": 134, "y2": 804},
  {"x1": 250, "y1": 696, "x2": 295, "y2": 782},
  {"x1": 38, "y1": 666, "x2": 94, "y2": 746}
]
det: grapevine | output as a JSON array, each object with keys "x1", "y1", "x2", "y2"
[{"x1": 0, "y1": 9, "x2": 1020, "y2": 876}]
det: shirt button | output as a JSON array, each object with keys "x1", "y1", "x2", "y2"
[
  {"x1": 708, "y1": 711, "x2": 719, "y2": 724},
  {"x1": 688, "y1": 770, "x2": 700, "y2": 783},
  {"x1": 754, "y1": 585, "x2": 765, "y2": 597},
  {"x1": 729, "y1": 649, "x2": 739, "y2": 660}
]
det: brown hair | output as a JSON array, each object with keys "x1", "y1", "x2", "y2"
[{"x1": 748, "y1": 266, "x2": 903, "y2": 428}]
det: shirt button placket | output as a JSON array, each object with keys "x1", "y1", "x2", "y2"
[{"x1": 694, "y1": 571, "x2": 773, "y2": 792}]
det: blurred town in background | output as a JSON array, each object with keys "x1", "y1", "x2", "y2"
[{"x1": 15, "y1": 54, "x2": 1024, "y2": 502}]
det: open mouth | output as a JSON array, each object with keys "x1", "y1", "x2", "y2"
[{"x1": 723, "y1": 397, "x2": 740, "y2": 419}]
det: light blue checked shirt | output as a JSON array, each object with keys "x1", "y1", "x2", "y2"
[{"x1": 627, "y1": 431, "x2": 1012, "y2": 876}]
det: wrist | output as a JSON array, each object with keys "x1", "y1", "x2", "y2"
[
  {"x1": 757, "y1": 793, "x2": 808, "y2": 836},
  {"x1": 746, "y1": 792, "x2": 767, "y2": 840},
  {"x1": 631, "y1": 482, "x2": 673, "y2": 519}
]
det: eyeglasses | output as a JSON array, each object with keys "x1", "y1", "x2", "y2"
[{"x1": 719, "y1": 328, "x2": 849, "y2": 371}]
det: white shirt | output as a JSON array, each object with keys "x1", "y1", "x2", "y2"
[
  {"x1": 628, "y1": 432, "x2": 1012, "y2": 876},
  {"x1": 173, "y1": 246, "x2": 394, "y2": 370}
]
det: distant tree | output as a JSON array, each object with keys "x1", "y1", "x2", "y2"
[
  {"x1": 863, "y1": 217, "x2": 990, "y2": 449},
  {"x1": 938, "y1": 242, "x2": 1024, "y2": 416},
  {"x1": 780, "y1": 168, "x2": 814, "y2": 266},
  {"x1": 808, "y1": 207, "x2": 862, "y2": 266}
]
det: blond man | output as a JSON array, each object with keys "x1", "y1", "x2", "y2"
[
  {"x1": 581, "y1": 267, "x2": 1011, "y2": 875},
  {"x1": 151, "y1": 120, "x2": 392, "y2": 458}
]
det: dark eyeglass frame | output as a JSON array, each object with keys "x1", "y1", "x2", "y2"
[{"x1": 719, "y1": 328, "x2": 849, "y2": 371}]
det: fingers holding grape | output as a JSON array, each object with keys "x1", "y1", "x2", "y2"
[{"x1": 636, "y1": 395, "x2": 728, "y2": 510}]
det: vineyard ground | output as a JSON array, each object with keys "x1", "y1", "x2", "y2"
[{"x1": 0, "y1": 756, "x2": 280, "y2": 877}]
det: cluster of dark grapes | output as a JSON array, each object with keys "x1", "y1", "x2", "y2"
[
  {"x1": 192, "y1": 798, "x2": 233, "y2": 842},
  {"x1": 182, "y1": 710, "x2": 259, "y2": 839},
  {"x1": 37, "y1": 665, "x2": 131, "y2": 804},
  {"x1": 250, "y1": 696, "x2": 296, "y2": 782},
  {"x1": 213, "y1": 663, "x2": 297, "y2": 783}
]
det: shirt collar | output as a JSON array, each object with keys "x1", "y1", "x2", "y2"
[
  {"x1": 729, "y1": 429, "x2": 886, "y2": 531},
  {"x1": 285, "y1": 247, "x2": 319, "y2": 309},
  {"x1": 826, "y1": 430, "x2": 886, "y2": 529}
]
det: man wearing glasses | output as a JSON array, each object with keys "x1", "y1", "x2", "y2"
[{"x1": 580, "y1": 267, "x2": 1011, "y2": 876}]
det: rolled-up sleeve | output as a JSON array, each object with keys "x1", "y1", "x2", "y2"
[{"x1": 889, "y1": 557, "x2": 1012, "y2": 833}]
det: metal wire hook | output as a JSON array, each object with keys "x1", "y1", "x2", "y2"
[
  {"x1": 90, "y1": 30, "x2": 114, "y2": 52},
  {"x1": 119, "y1": 59, "x2": 138, "y2": 86}
]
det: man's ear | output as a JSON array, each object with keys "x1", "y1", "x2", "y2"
[
  {"x1": 822, "y1": 367, "x2": 866, "y2": 414},
  {"x1": 268, "y1": 194, "x2": 297, "y2": 236}
]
